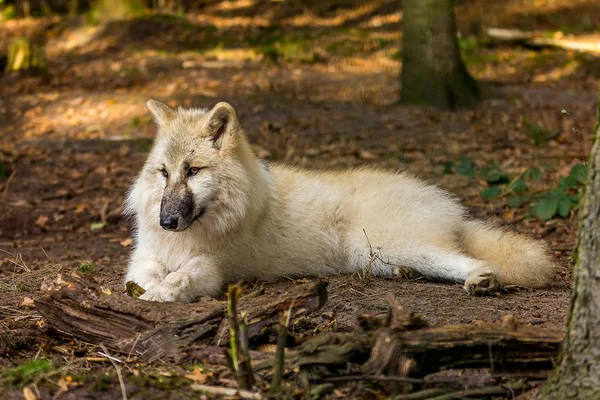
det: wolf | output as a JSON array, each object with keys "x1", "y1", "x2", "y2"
[{"x1": 124, "y1": 100, "x2": 556, "y2": 302}]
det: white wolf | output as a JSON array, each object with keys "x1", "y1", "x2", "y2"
[{"x1": 124, "y1": 100, "x2": 556, "y2": 302}]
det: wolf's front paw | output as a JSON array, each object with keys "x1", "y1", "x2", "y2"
[
  {"x1": 464, "y1": 265, "x2": 500, "y2": 296},
  {"x1": 139, "y1": 284, "x2": 178, "y2": 302}
]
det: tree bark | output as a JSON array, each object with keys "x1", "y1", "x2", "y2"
[
  {"x1": 35, "y1": 272, "x2": 327, "y2": 362},
  {"x1": 292, "y1": 300, "x2": 563, "y2": 379},
  {"x1": 542, "y1": 98, "x2": 600, "y2": 398},
  {"x1": 400, "y1": 0, "x2": 478, "y2": 109}
]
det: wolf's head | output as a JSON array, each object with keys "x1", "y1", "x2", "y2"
[{"x1": 127, "y1": 100, "x2": 262, "y2": 235}]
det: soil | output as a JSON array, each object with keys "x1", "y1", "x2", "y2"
[{"x1": 1, "y1": 0, "x2": 597, "y2": 398}]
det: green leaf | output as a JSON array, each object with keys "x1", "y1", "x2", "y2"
[
  {"x1": 535, "y1": 196, "x2": 559, "y2": 221},
  {"x1": 486, "y1": 172, "x2": 510, "y2": 185},
  {"x1": 558, "y1": 176, "x2": 579, "y2": 190},
  {"x1": 570, "y1": 164, "x2": 587, "y2": 183},
  {"x1": 455, "y1": 157, "x2": 476, "y2": 177},
  {"x1": 511, "y1": 179, "x2": 528, "y2": 193},
  {"x1": 480, "y1": 187, "x2": 502, "y2": 200},
  {"x1": 558, "y1": 197, "x2": 572, "y2": 218},
  {"x1": 90, "y1": 222, "x2": 105, "y2": 231},
  {"x1": 507, "y1": 196, "x2": 524, "y2": 208},
  {"x1": 443, "y1": 161, "x2": 454, "y2": 174},
  {"x1": 528, "y1": 167, "x2": 542, "y2": 181}
]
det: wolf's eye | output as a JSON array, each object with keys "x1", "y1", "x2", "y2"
[
  {"x1": 160, "y1": 168, "x2": 168, "y2": 178},
  {"x1": 187, "y1": 167, "x2": 201, "y2": 176}
]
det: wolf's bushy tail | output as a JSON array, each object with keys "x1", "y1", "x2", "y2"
[{"x1": 460, "y1": 220, "x2": 557, "y2": 287}]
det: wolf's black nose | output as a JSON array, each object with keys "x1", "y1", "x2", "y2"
[{"x1": 160, "y1": 217, "x2": 178, "y2": 230}]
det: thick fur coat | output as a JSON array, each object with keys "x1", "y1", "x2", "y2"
[{"x1": 124, "y1": 100, "x2": 556, "y2": 302}]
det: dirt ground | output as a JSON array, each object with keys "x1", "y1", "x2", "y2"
[{"x1": 1, "y1": 0, "x2": 598, "y2": 398}]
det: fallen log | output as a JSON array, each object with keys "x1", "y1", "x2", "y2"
[
  {"x1": 292, "y1": 295, "x2": 564, "y2": 380},
  {"x1": 35, "y1": 272, "x2": 327, "y2": 362},
  {"x1": 486, "y1": 27, "x2": 600, "y2": 54}
]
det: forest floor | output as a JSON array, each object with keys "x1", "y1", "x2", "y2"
[{"x1": 1, "y1": 0, "x2": 599, "y2": 398}]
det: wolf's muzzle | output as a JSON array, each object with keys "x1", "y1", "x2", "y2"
[
  {"x1": 160, "y1": 216, "x2": 179, "y2": 230},
  {"x1": 160, "y1": 183, "x2": 194, "y2": 231}
]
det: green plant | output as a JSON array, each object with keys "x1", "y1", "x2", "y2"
[
  {"x1": 525, "y1": 121, "x2": 553, "y2": 146},
  {"x1": 445, "y1": 157, "x2": 586, "y2": 222},
  {"x1": 2, "y1": 359, "x2": 54, "y2": 386},
  {"x1": 531, "y1": 165, "x2": 586, "y2": 221},
  {"x1": 77, "y1": 261, "x2": 97, "y2": 276}
]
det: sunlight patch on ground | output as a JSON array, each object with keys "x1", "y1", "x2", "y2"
[
  {"x1": 533, "y1": 60, "x2": 581, "y2": 82},
  {"x1": 282, "y1": 1, "x2": 384, "y2": 28}
]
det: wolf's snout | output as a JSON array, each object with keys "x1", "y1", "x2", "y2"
[
  {"x1": 160, "y1": 216, "x2": 179, "y2": 230},
  {"x1": 160, "y1": 184, "x2": 195, "y2": 231}
]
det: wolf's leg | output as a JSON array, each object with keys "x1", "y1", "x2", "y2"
[
  {"x1": 349, "y1": 239, "x2": 500, "y2": 295},
  {"x1": 139, "y1": 255, "x2": 223, "y2": 302},
  {"x1": 125, "y1": 257, "x2": 168, "y2": 291}
]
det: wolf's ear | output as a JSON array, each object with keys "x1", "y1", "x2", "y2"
[
  {"x1": 146, "y1": 99, "x2": 175, "y2": 126},
  {"x1": 203, "y1": 102, "x2": 239, "y2": 149}
]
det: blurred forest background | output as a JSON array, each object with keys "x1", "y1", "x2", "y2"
[{"x1": 0, "y1": 0, "x2": 599, "y2": 398}]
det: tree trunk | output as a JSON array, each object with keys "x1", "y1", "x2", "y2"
[
  {"x1": 5, "y1": 37, "x2": 46, "y2": 73},
  {"x1": 400, "y1": 0, "x2": 478, "y2": 109},
  {"x1": 91, "y1": 0, "x2": 145, "y2": 20},
  {"x1": 542, "y1": 99, "x2": 600, "y2": 398}
]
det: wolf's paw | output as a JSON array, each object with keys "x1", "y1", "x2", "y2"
[
  {"x1": 464, "y1": 265, "x2": 500, "y2": 296},
  {"x1": 139, "y1": 284, "x2": 178, "y2": 302}
]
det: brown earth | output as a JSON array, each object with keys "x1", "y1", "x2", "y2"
[{"x1": 1, "y1": 0, "x2": 598, "y2": 398}]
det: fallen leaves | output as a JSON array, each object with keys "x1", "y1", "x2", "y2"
[
  {"x1": 34, "y1": 215, "x2": 49, "y2": 228},
  {"x1": 22, "y1": 387, "x2": 38, "y2": 400},
  {"x1": 20, "y1": 297, "x2": 35, "y2": 308},
  {"x1": 184, "y1": 367, "x2": 214, "y2": 384}
]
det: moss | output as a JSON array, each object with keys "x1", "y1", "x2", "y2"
[
  {"x1": 77, "y1": 261, "x2": 98, "y2": 276},
  {"x1": 2, "y1": 359, "x2": 55, "y2": 387}
]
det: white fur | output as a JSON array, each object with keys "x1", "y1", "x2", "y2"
[{"x1": 125, "y1": 101, "x2": 556, "y2": 302}]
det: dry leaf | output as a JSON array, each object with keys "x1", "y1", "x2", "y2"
[
  {"x1": 57, "y1": 375, "x2": 80, "y2": 391},
  {"x1": 503, "y1": 209, "x2": 515, "y2": 220},
  {"x1": 120, "y1": 238, "x2": 132, "y2": 247},
  {"x1": 119, "y1": 144, "x2": 130, "y2": 157},
  {"x1": 21, "y1": 297, "x2": 35, "y2": 308},
  {"x1": 34, "y1": 215, "x2": 49, "y2": 228},
  {"x1": 23, "y1": 387, "x2": 38, "y2": 400},
  {"x1": 360, "y1": 150, "x2": 379, "y2": 160},
  {"x1": 184, "y1": 367, "x2": 212, "y2": 384},
  {"x1": 75, "y1": 203, "x2": 88, "y2": 214}
]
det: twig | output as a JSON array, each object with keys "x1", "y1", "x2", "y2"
[
  {"x1": 501, "y1": 167, "x2": 530, "y2": 197},
  {"x1": 97, "y1": 351, "x2": 123, "y2": 364},
  {"x1": 190, "y1": 384, "x2": 261, "y2": 399},
  {"x1": 2, "y1": 166, "x2": 16, "y2": 197},
  {"x1": 321, "y1": 375, "x2": 425, "y2": 384},
  {"x1": 226, "y1": 284, "x2": 255, "y2": 390},
  {"x1": 392, "y1": 388, "x2": 453, "y2": 400},
  {"x1": 426, "y1": 383, "x2": 523, "y2": 400},
  {"x1": 100, "y1": 344, "x2": 128, "y2": 400},
  {"x1": 227, "y1": 285, "x2": 242, "y2": 371},
  {"x1": 39, "y1": 185, "x2": 101, "y2": 201},
  {"x1": 271, "y1": 307, "x2": 291, "y2": 392},
  {"x1": 100, "y1": 199, "x2": 109, "y2": 226},
  {"x1": 238, "y1": 312, "x2": 256, "y2": 389},
  {"x1": 561, "y1": 109, "x2": 587, "y2": 166},
  {"x1": 126, "y1": 333, "x2": 141, "y2": 362}
]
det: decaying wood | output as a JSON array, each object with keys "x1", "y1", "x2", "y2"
[
  {"x1": 486, "y1": 27, "x2": 600, "y2": 54},
  {"x1": 36, "y1": 271, "x2": 564, "y2": 394},
  {"x1": 292, "y1": 296, "x2": 564, "y2": 380},
  {"x1": 35, "y1": 272, "x2": 327, "y2": 362}
]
